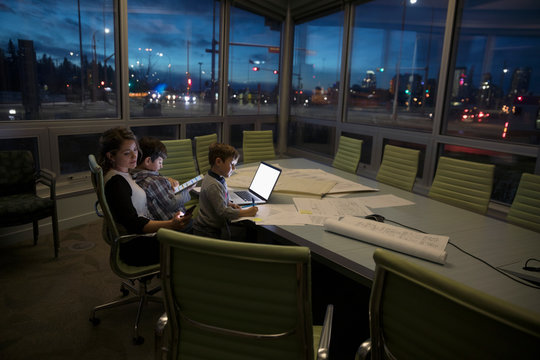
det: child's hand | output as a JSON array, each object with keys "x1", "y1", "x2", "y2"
[
  {"x1": 171, "y1": 211, "x2": 191, "y2": 230},
  {"x1": 240, "y1": 206, "x2": 258, "y2": 217},
  {"x1": 168, "y1": 177, "x2": 179, "y2": 189},
  {"x1": 230, "y1": 202, "x2": 241, "y2": 209}
]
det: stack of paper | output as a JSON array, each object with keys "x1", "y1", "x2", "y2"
[{"x1": 324, "y1": 216, "x2": 448, "y2": 264}]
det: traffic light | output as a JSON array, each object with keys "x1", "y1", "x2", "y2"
[
  {"x1": 273, "y1": 70, "x2": 279, "y2": 74},
  {"x1": 188, "y1": 78, "x2": 192, "y2": 87},
  {"x1": 252, "y1": 67, "x2": 260, "y2": 71}
]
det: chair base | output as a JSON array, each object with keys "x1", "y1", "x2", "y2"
[{"x1": 90, "y1": 278, "x2": 162, "y2": 344}]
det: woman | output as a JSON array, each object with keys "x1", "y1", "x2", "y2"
[{"x1": 97, "y1": 127, "x2": 190, "y2": 265}]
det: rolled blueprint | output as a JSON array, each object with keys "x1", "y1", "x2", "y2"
[{"x1": 324, "y1": 217, "x2": 448, "y2": 264}]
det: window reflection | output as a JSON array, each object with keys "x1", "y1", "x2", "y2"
[
  {"x1": 444, "y1": 0, "x2": 540, "y2": 144},
  {"x1": 228, "y1": 7, "x2": 281, "y2": 115},
  {"x1": 291, "y1": 12, "x2": 343, "y2": 120},
  {"x1": 128, "y1": 0, "x2": 220, "y2": 118},
  {"x1": 0, "y1": 0, "x2": 118, "y2": 120},
  {"x1": 347, "y1": 0, "x2": 446, "y2": 130}
]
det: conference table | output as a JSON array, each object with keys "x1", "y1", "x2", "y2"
[{"x1": 241, "y1": 158, "x2": 540, "y2": 316}]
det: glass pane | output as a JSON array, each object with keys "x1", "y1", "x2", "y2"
[
  {"x1": 291, "y1": 12, "x2": 343, "y2": 120},
  {"x1": 0, "y1": 0, "x2": 118, "y2": 120},
  {"x1": 0, "y1": 137, "x2": 40, "y2": 169},
  {"x1": 58, "y1": 133, "x2": 102, "y2": 174},
  {"x1": 128, "y1": 0, "x2": 220, "y2": 118},
  {"x1": 347, "y1": 0, "x2": 447, "y2": 131},
  {"x1": 444, "y1": 0, "x2": 540, "y2": 145},
  {"x1": 441, "y1": 145, "x2": 536, "y2": 204},
  {"x1": 230, "y1": 124, "x2": 254, "y2": 149},
  {"x1": 287, "y1": 121, "x2": 336, "y2": 156},
  {"x1": 186, "y1": 122, "x2": 221, "y2": 140},
  {"x1": 228, "y1": 7, "x2": 281, "y2": 115},
  {"x1": 131, "y1": 125, "x2": 178, "y2": 140}
]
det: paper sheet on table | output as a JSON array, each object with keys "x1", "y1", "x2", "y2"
[
  {"x1": 358, "y1": 194, "x2": 415, "y2": 208},
  {"x1": 324, "y1": 216, "x2": 448, "y2": 264},
  {"x1": 228, "y1": 166, "x2": 336, "y2": 196},
  {"x1": 293, "y1": 197, "x2": 372, "y2": 217},
  {"x1": 282, "y1": 168, "x2": 377, "y2": 194},
  {"x1": 233, "y1": 204, "x2": 308, "y2": 225}
]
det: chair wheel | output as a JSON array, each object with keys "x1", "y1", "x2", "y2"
[
  {"x1": 89, "y1": 317, "x2": 100, "y2": 326},
  {"x1": 120, "y1": 286, "x2": 129, "y2": 297},
  {"x1": 133, "y1": 336, "x2": 144, "y2": 345}
]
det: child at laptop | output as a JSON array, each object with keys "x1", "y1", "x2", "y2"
[
  {"x1": 131, "y1": 137, "x2": 193, "y2": 226},
  {"x1": 193, "y1": 143, "x2": 258, "y2": 240}
]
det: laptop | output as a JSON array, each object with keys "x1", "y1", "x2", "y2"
[{"x1": 229, "y1": 162, "x2": 282, "y2": 205}]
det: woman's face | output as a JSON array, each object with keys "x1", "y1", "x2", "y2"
[{"x1": 108, "y1": 139, "x2": 138, "y2": 172}]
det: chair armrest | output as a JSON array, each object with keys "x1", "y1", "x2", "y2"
[
  {"x1": 110, "y1": 233, "x2": 160, "y2": 278},
  {"x1": 36, "y1": 168, "x2": 57, "y2": 200},
  {"x1": 355, "y1": 338, "x2": 371, "y2": 360},
  {"x1": 317, "y1": 304, "x2": 334, "y2": 360}
]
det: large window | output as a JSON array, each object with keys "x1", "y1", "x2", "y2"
[
  {"x1": 347, "y1": 0, "x2": 447, "y2": 131},
  {"x1": 0, "y1": 0, "x2": 118, "y2": 120},
  {"x1": 444, "y1": 0, "x2": 540, "y2": 145},
  {"x1": 291, "y1": 12, "x2": 343, "y2": 120},
  {"x1": 128, "y1": 0, "x2": 220, "y2": 118},
  {"x1": 227, "y1": 7, "x2": 281, "y2": 116}
]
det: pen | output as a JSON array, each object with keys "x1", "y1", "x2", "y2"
[{"x1": 242, "y1": 199, "x2": 256, "y2": 208}]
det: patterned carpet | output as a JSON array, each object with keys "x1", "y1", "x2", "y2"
[{"x1": 0, "y1": 220, "x2": 163, "y2": 360}]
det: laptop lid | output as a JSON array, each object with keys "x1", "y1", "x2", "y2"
[{"x1": 247, "y1": 162, "x2": 282, "y2": 201}]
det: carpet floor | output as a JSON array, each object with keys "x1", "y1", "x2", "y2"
[{"x1": 0, "y1": 220, "x2": 163, "y2": 360}]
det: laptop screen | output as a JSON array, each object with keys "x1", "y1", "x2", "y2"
[{"x1": 249, "y1": 162, "x2": 282, "y2": 200}]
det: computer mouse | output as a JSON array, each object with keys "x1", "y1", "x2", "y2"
[{"x1": 365, "y1": 214, "x2": 385, "y2": 222}]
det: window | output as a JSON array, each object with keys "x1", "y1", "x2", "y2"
[
  {"x1": 0, "y1": 0, "x2": 118, "y2": 120},
  {"x1": 287, "y1": 121, "x2": 336, "y2": 156},
  {"x1": 228, "y1": 7, "x2": 281, "y2": 115},
  {"x1": 443, "y1": 0, "x2": 540, "y2": 145},
  {"x1": 347, "y1": 0, "x2": 447, "y2": 131},
  {"x1": 291, "y1": 12, "x2": 343, "y2": 120},
  {"x1": 58, "y1": 133, "x2": 102, "y2": 174},
  {"x1": 128, "y1": 0, "x2": 220, "y2": 118}
]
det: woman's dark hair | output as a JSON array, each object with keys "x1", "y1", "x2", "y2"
[{"x1": 97, "y1": 127, "x2": 138, "y2": 172}]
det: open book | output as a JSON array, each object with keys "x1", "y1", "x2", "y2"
[{"x1": 324, "y1": 216, "x2": 448, "y2": 264}]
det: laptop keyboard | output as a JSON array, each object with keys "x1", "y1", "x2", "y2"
[{"x1": 235, "y1": 190, "x2": 254, "y2": 201}]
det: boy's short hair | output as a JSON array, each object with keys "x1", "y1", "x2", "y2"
[
  {"x1": 138, "y1": 136, "x2": 168, "y2": 165},
  {"x1": 208, "y1": 143, "x2": 239, "y2": 166}
]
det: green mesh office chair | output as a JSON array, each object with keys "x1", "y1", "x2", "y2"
[
  {"x1": 194, "y1": 133, "x2": 217, "y2": 174},
  {"x1": 376, "y1": 144, "x2": 420, "y2": 191},
  {"x1": 507, "y1": 173, "x2": 540, "y2": 232},
  {"x1": 332, "y1": 136, "x2": 363, "y2": 174},
  {"x1": 428, "y1": 156, "x2": 494, "y2": 214},
  {"x1": 356, "y1": 249, "x2": 540, "y2": 360},
  {"x1": 156, "y1": 228, "x2": 333, "y2": 360},
  {"x1": 242, "y1": 130, "x2": 276, "y2": 164},
  {"x1": 88, "y1": 155, "x2": 162, "y2": 345},
  {"x1": 161, "y1": 139, "x2": 199, "y2": 183},
  {"x1": 0, "y1": 150, "x2": 59, "y2": 258}
]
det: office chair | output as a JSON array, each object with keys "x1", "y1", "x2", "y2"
[
  {"x1": 0, "y1": 150, "x2": 59, "y2": 258},
  {"x1": 356, "y1": 248, "x2": 540, "y2": 360},
  {"x1": 88, "y1": 154, "x2": 162, "y2": 345},
  {"x1": 194, "y1": 133, "x2": 218, "y2": 174},
  {"x1": 507, "y1": 173, "x2": 540, "y2": 232},
  {"x1": 428, "y1": 156, "x2": 494, "y2": 214},
  {"x1": 160, "y1": 139, "x2": 199, "y2": 183},
  {"x1": 332, "y1": 136, "x2": 363, "y2": 174},
  {"x1": 376, "y1": 144, "x2": 420, "y2": 191},
  {"x1": 155, "y1": 228, "x2": 334, "y2": 360},
  {"x1": 242, "y1": 130, "x2": 276, "y2": 164}
]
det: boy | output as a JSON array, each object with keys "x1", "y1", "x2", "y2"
[
  {"x1": 131, "y1": 136, "x2": 192, "y2": 222},
  {"x1": 193, "y1": 143, "x2": 258, "y2": 239}
]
